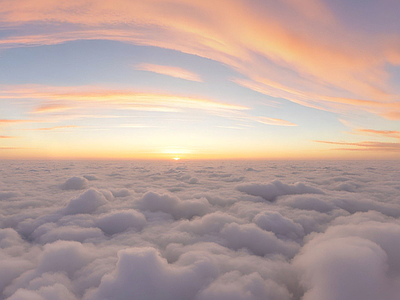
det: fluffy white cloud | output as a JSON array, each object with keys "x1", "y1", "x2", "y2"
[
  {"x1": 62, "y1": 189, "x2": 108, "y2": 215},
  {"x1": 31, "y1": 224, "x2": 104, "y2": 244},
  {"x1": 236, "y1": 180, "x2": 324, "y2": 201},
  {"x1": 3, "y1": 241, "x2": 96, "y2": 298},
  {"x1": 189, "y1": 178, "x2": 199, "y2": 184},
  {"x1": 175, "y1": 212, "x2": 242, "y2": 236},
  {"x1": 295, "y1": 236, "x2": 393, "y2": 300},
  {"x1": 277, "y1": 195, "x2": 334, "y2": 213},
  {"x1": 61, "y1": 177, "x2": 89, "y2": 190},
  {"x1": 84, "y1": 247, "x2": 217, "y2": 300},
  {"x1": 0, "y1": 160, "x2": 399, "y2": 300},
  {"x1": 0, "y1": 191, "x2": 22, "y2": 200},
  {"x1": 83, "y1": 175, "x2": 98, "y2": 181},
  {"x1": 8, "y1": 283, "x2": 78, "y2": 300},
  {"x1": 221, "y1": 223, "x2": 300, "y2": 257},
  {"x1": 253, "y1": 211, "x2": 305, "y2": 240},
  {"x1": 197, "y1": 271, "x2": 292, "y2": 300},
  {"x1": 111, "y1": 189, "x2": 131, "y2": 198},
  {"x1": 95, "y1": 210, "x2": 146, "y2": 235},
  {"x1": 135, "y1": 192, "x2": 211, "y2": 220}
]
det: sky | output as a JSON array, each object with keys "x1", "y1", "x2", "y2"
[{"x1": 0, "y1": 0, "x2": 400, "y2": 160}]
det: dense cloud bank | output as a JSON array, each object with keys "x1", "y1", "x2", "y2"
[{"x1": 0, "y1": 160, "x2": 400, "y2": 300}]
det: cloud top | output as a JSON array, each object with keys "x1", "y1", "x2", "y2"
[
  {"x1": 1, "y1": 160, "x2": 400, "y2": 300},
  {"x1": 236, "y1": 180, "x2": 324, "y2": 201}
]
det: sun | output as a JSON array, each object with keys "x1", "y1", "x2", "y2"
[{"x1": 173, "y1": 157, "x2": 180, "y2": 161}]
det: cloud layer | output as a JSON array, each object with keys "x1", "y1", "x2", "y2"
[{"x1": 0, "y1": 160, "x2": 400, "y2": 299}]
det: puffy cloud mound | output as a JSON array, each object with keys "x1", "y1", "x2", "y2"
[
  {"x1": 221, "y1": 223, "x2": 300, "y2": 257},
  {"x1": 31, "y1": 224, "x2": 104, "y2": 244},
  {"x1": 189, "y1": 177, "x2": 199, "y2": 184},
  {"x1": 292, "y1": 213, "x2": 400, "y2": 300},
  {"x1": 135, "y1": 192, "x2": 211, "y2": 219},
  {"x1": 331, "y1": 196, "x2": 400, "y2": 217},
  {"x1": 334, "y1": 182, "x2": 359, "y2": 192},
  {"x1": 111, "y1": 189, "x2": 131, "y2": 198},
  {"x1": 0, "y1": 229, "x2": 34, "y2": 293},
  {"x1": 96, "y1": 210, "x2": 146, "y2": 234},
  {"x1": 236, "y1": 180, "x2": 324, "y2": 201},
  {"x1": 61, "y1": 177, "x2": 89, "y2": 190},
  {"x1": 85, "y1": 247, "x2": 217, "y2": 300},
  {"x1": 253, "y1": 211, "x2": 305, "y2": 240},
  {"x1": 295, "y1": 236, "x2": 392, "y2": 300},
  {"x1": 197, "y1": 271, "x2": 292, "y2": 300},
  {"x1": 62, "y1": 189, "x2": 108, "y2": 215},
  {"x1": 0, "y1": 191, "x2": 22, "y2": 200},
  {"x1": 4, "y1": 241, "x2": 96, "y2": 298},
  {"x1": 83, "y1": 175, "x2": 98, "y2": 181},
  {"x1": 278, "y1": 195, "x2": 334, "y2": 213},
  {"x1": 1, "y1": 160, "x2": 400, "y2": 300},
  {"x1": 176, "y1": 212, "x2": 241, "y2": 236},
  {"x1": 33, "y1": 241, "x2": 95, "y2": 277},
  {"x1": 8, "y1": 284, "x2": 78, "y2": 300}
]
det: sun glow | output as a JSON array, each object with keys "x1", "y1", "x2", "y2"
[
  {"x1": 173, "y1": 157, "x2": 180, "y2": 161},
  {"x1": 161, "y1": 148, "x2": 192, "y2": 154}
]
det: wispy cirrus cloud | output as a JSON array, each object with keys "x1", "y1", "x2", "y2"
[
  {"x1": 26, "y1": 125, "x2": 80, "y2": 131},
  {"x1": 135, "y1": 63, "x2": 202, "y2": 82},
  {"x1": 0, "y1": 119, "x2": 29, "y2": 125},
  {"x1": 352, "y1": 129, "x2": 400, "y2": 139},
  {"x1": 1, "y1": 85, "x2": 298, "y2": 129},
  {"x1": 339, "y1": 121, "x2": 400, "y2": 141},
  {"x1": 234, "y1": 78, "x2": 400, "y2": 120},
  {"x1": 315, "y1": 140, "x2": 400, "y2": 152},
  {"x1": 1, "y1": 0, "x2": 399, "y2": 118},
  {"x1": 0, "y1": 85, "x2": 248, "y2": 114},
  {"x1": 255, "y1": 116, "x2": 297, "y2": 126},
  {"x1": 33, "y1": 103, "x2": 73, "y2": 114}
]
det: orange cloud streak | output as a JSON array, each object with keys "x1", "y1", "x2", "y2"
[
  {"x1": 27, "y1": 125, "x2": 80, "y2": 131},
  {"x1": 0, "y1": 136, "x2": 17, "y2": 138},
  {"x1": 33, "y1": 103, "x2": 73, "y2": 113},
  {"x1": 1, "y1": 85, "x2": 248, "y2": 113},
  {"x1": 256, "y1": 117, "x2": 297, "y2": 126},
  {"x1": 353, "y1": 129, "x2": 400, "y2": 139},
  {"x1": 1, "y1": 0, "x2": 400, "y2": 119},
  {"x1": 0, "y1": 119, "x2": 29, "y2": 125},
  {"x1": 315, "y1": 140, "x2": 400, "y2": 152},
  {"x1": 135, "y1": 63, "x2": 202, "y2": 82}
]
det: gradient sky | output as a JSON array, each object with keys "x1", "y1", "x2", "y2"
[{"x1": 0, "y1": 0, "x2": 400, "y2": 160}]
